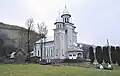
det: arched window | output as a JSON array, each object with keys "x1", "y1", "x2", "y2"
[
  {"x1": 47, "y1": 48, "x2": 48, "y2": 57},
  {"x1": 65, "y1": 18, "x2": 69, "y2": 23},
  {"x1": 51, "y1": 49, "x2": 52, "y2": 57},
  {"x1": 38, "y1": 50, "x2": 39, "y2": 56},
  {"x1": 64, "y1": 18, "x2": 66, "y2": 23},
  {"x1": 77, "y1": 53, "x2": 82, "y2": 58},
  {"x1": 59, "y1": 24, "x2": 61, "y2": 28},
  {"x1": 65, "y1": 30, "x2": 67, "y2": 34},
  {"x1": 52, "y1": 47, "x2": 55, "y2": 56},
  {"x1": 56, "y1": 49, "x2": 58, "y2": 56},
  {"x1": 47, "y1": 48, "x2": 49, "y2": 56},
  {"x1": 63, "y1": 18, "x2": 65, "y2": 23},
  {"x1": 66, "y1": 18, "x2": 68, "y2": 22},
  {"x1": 49, "y1": 48, "x2": 50, "y2": 57},
  {"x1": 69, "y1": 54, "x2": 72, "y2": 56},
  {"x1": 67, "y1": 18, "x2": 69, "y2": 22},
  {"x1": 62, "y1": 49, "x2": 64, "y2": 56}
]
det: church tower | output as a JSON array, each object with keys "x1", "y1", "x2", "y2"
[
  {"x1": 54, "y1": 12, "x2": 66, "y2": 60},
  {"x1": 61, "y1": 6, "x2": 77, "y2": 50},
  {"x1": 54, "y1": 6, "x2": 78, "y2": 60},
  {"x1": 61, "y1": 5, "x2": 71, "y2": 23}
]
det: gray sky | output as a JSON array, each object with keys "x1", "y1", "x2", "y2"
[{"x1": 0, "y1": 0, "x2": 120, "y2": 46}]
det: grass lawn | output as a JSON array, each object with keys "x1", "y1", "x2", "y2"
[{"x1": 0, "y1": 64, "x2": 120, "y2": 76}]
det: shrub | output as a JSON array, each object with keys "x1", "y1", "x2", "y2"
[
  {"x1": 116, "y1": 46, "x2": 120, "y2": 66},
  {"x1": 89, "y1": 46, "x2": 94, "y2": 64},
  {"x1": 103, "y1": 46, "x2": 110, "y2": 64},
  {"x1": 29, "y1": 56, "x2": 40, "y2": 63},
  {"x1": 111, "y1": 46, "x2": 116, "y2": 64},
  {"x1": 96, "y1": 46, "x2": 103, "y2": 64}
]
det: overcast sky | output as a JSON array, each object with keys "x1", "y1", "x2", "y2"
[{"x1": 0, "y1": 0, "x2": 120, "y2": 46}]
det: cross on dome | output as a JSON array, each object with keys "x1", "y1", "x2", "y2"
[{"x1": 63, "y1": 5, "x2": 69, "y2": 14}]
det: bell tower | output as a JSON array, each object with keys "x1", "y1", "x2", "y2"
[
  {"x1": 61, "y1": 5, "x2": 75, "y2": 50},
  {"x1": 61, "y1": 5, "x2": 71, "y2": 23},
  {"x1": 54, "y1": 12, "x2": 66, "y2": 59}
]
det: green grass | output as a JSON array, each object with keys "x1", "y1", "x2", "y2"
[{"x1": 0, "y1": 64, "x2": 120, "y2": 76}]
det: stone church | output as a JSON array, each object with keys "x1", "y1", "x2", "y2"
[{"x1": 32, "y1": 6, "x2": 90, "y2": 63}]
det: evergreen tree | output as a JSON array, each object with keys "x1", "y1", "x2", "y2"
[
  {"x1": 103, "y1": 46, "x2": 110, "y2": 64},
  {"x1": 116, "y1": 46, "x2": 120, "y2": 66},
  {"x1": 111, "y1": 46, "x2": 116, "y2": 64},
  {"x1": 89, "y1": 46, "x2": 94, "y2": 64},
  {"x1": 96, "y1": 46, "x2": 103, "y2": 64},
  {"x1": 114, "y1": 46, "x2": 118, "y2": 64}
]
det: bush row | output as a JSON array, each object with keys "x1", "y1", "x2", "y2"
[{"x1": 89, "y1": 46, "x2": 120, "y2": 66}]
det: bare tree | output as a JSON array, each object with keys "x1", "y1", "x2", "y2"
[
  {"x1": 37, "y1": 22, "x2": 48, "y2": 38},
  {"x1": 37, "y1": 22, "x2": 48, "y2": 61},
  {"x1": 25, "y1": 18, "x2": 34, "y2": 58}
]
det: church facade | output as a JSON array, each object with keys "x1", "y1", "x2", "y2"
[{"x1": 32, "y1": 7, "x2": 85, "y2": 63}]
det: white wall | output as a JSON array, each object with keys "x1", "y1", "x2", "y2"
[{"x1": 33, "y1": 41, "x2": 55, "y2": 60}]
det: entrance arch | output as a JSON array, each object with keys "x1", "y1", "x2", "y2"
[{"x1": 77, "y1": 52, "x2": 83, "y2": 58}]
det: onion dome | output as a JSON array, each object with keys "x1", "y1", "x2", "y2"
[{"x1": 56, "y1": 12, "x2": 63, "y2": 22}]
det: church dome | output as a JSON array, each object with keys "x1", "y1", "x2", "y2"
[
  {"x1": 56, "y1": 12, "x2": 63, "y2": 22},
  {"x1": 56, "y1": 16, "x2": 63, "y2": 22},
  {"x1": 61, "y1": 5, "x2": 71, "y2": 18}
]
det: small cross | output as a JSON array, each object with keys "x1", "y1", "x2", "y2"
[{"x1": 65, "y1": 5, "x2": 66, "y2": 9}]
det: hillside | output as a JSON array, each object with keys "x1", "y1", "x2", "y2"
[{"x1": 0, "y1": 22, "x2": 40, "y2": 55}]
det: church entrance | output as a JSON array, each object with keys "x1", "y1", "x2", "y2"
[{"x1": 77, "y1": 52, "x2": 83, "y2": 59}]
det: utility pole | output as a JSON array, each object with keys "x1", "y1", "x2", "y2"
[{"x1": 107, "y1": 39, "x2": 112, "y2": 64}]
